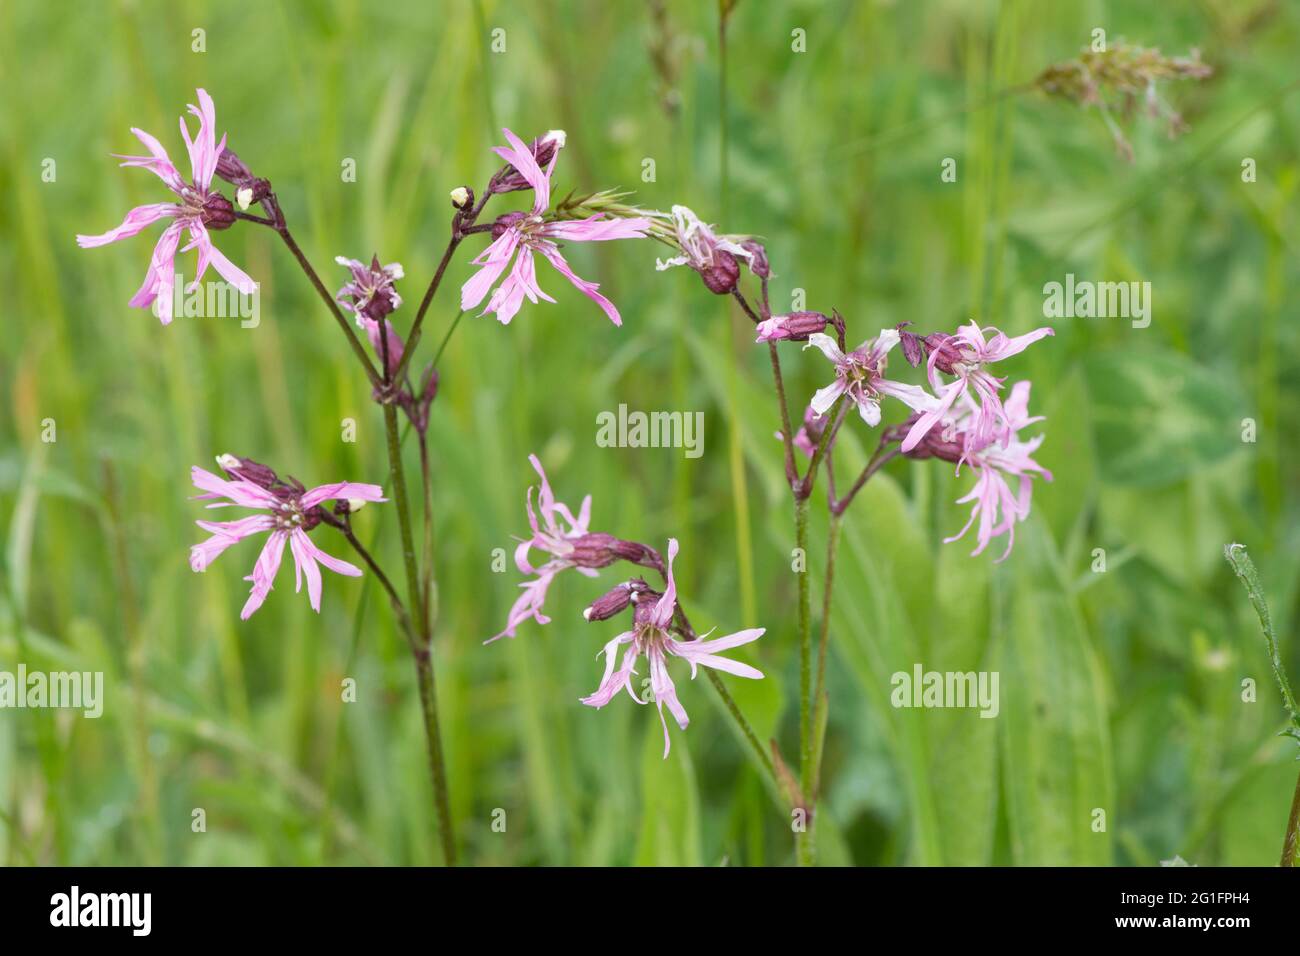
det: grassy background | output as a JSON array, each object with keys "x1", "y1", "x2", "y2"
[{"x1": 2, "y1": 0, "x2": 1299, "y2": 866}]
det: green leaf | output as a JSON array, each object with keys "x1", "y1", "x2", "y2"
[
  {"x1": 1084, "y1": 350, "x2": 1243, "y2": 486},
  {"x1": 633, "y1": 722, "x2": 702, "y2": 866}
]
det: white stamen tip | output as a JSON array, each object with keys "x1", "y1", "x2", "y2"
[
  {"x1": 216, "y1": 453, "x2": 241, "y2": 471},
  {"x1": 346, "y1": 498, "x2": 368, "y2": 513},
  {"x1": 236, "y1": 187, "x2": 253, "y2": 210}
]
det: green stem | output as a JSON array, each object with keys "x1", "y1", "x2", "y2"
[
  {"x1": 383, "y1": 402, "x2": 455, "y2": 865},
  {"x1": 794, "y1": 494, "x2": 814, "y2": 867},
  {"x1": 705, "y1": 669, "x2": 775, "y2": 783},
  {"x1": 808, "y1": 512, "x2": 843, "y2": 800}
]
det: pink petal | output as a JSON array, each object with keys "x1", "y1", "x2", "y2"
[
  {"x1": 300, "y1": 481, "x2": 387, "y2": 508},
  {"x1": 536, "y1": 245, "x2": 622, "y2": 326},
  {"x1": 240, "y1": 530, "x2": 287, "y2": 619},
  {"x1": 461, "y1": 229, "x2": 520, "y2": 311},
  {"x1": 76, "y1": 203, "x2": 178, "y2": 248}
]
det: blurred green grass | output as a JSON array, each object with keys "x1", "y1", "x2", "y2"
[{"x1": 1, "y1": 0, "x2": 1299, "y2": 866}]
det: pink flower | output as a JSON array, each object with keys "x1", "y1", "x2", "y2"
[
  {"x1": 580, "y1": 539, "x2": 764, "y2": 758},
  {"x1": 901, "y1": 321, "x2": 1054, "y2": 457},
  {"x1": 335, "y1": 256, "x2": 405, "y2": 375},
  {"x1": 76, "y1": 89, "x2": 256, "y2": 325},
  {"x1": 461, "y1": 128, "x2": 652, "y2": 326},
  {"x1": 939, "y1": 382, "x2": 1053, "y2": 561},
  {"x1": 803, "y1": 330, "x2": 937, "y2": 426},
  {"x1": 488, "y1": 454, "x2": 596, "y2": 643},
  {"x1": 189, "y1": 459, "x2": 386, "y2": 619}
]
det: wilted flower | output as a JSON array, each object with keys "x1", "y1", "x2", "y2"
[
  {"x1": 76, "y1": 89, "x2": 256, "y2": 324},
  {"x1": 189, "y1": 458, "x2": 386, "y2": 619},
  {"x1": 803, "y1": 330, "x2": 937, "y2": 426},
  {"x1": 580, "y1": 539, "x2": 765, "y2": 757},
  {"x1": 902, "y1": 321, "x2": 1053, "y2": 458},
  {"x1": 336, "y1": 256, "x2": 405, "y2": 376},
  {"x1": 462, "y1": 129, "x2": 652, "y2": 326},
  {"x1": 655, "y1": 205, "x2": 752, "y2": 295}
]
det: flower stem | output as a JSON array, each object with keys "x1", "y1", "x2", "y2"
[
  {"x1": 383, "y1": 401, "x2": 456, "y2": 864},
  {"x1": 705, "y1": 668, "x2": 775, "y2": 782},
  {"x1": 794, "y1": 493, "x2": 815, "y2": 867},
  {"x1": 808, "y1": 511, "x2": 843, "y2": 800}
]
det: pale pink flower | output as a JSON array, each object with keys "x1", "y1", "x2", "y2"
[
  {"x1": 461, "y1": 128, "x2": 652, "y2": 326},
  {"x1": 939, "y1": 382, "x2": 1052, "y2": 561},
  {"x1": 488, "y1": 454, "x2": 597, "y2": 643},
  {"x1": 901, "y1": 321, "x2": 1054, "y2": 457},
  {"x1": 76, "y1": 89, "x2": 256, "y2": 324},
  {"x1": 189, "y1": 460, "x2": 386, "y2": 619},
  {"x1": 580, "y1": 539, "x2": 765, "y2": 758},
  {"x1": 803, "y1": 330, "x2": 937, "y2": 426}
]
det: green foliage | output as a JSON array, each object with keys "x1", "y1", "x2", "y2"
[{"x1": 2, "y1": 0, "x2": 1299, "y2": 866}]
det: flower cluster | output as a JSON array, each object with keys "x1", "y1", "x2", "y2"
[{"x1": 491, "y1": 456, "x2": 765, "y2": 757}]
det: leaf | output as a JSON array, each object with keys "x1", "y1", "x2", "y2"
[
  {"x1": 633, "y1": 721, "x2": 702, "y2": 866},
  {"x1": 995, "y1": 522, "x2": 1114, "y2": 865},
  {"x1": 1083, "y1": 350, "x2": 1243, "y2": 486}
]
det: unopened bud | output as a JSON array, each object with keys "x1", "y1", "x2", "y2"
[
  {"x1": 740, "y1": 239, "x2": 770, "y2": 278},
  {"x1": 215, "y1": 146, "x2": 254, "y2": 184},
  {"x1": 450, "y1": 186, "x2": 471, "y2": 209},
  {"x1": 236, "y1": 187, "x2": 254, "y2": 210},
  {"x1": 345, "y1": 498, "x2": 368, "y2": 513},
  {"x1": 216, "y1": 453, "x2": 241, "y2": 471},
  {"x1": 755, "y1": 311, "x2": 828, "y2": 343},
  {"x1": 897, "y1": 323, "x2": 924, "y2": 367}
]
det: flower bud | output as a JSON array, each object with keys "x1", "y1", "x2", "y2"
[
  {"x1": 740, "y1": 239, "x2": 770, "y2": 278},
  {"x1": 755, "y1": 311, "x2": 828, "y2": 343},
  {"x1": 345, "y1": 498, "x2": 368, "y2": 513},
  {"x1": 450, "y1": 186, "x2": 471, "y2": 209},
  {"x1": 898, "y1": 323, "x2": 925, "y2": 367},
  {"x1": 215, "y1": 146, "x2": 254, "y2": 184},
  {"x1": 581, "y1": 580, "x2": 644, "y2": 622},
  {"x1": 218, "y1": 455, "x2": 281, "y2": 489}
]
